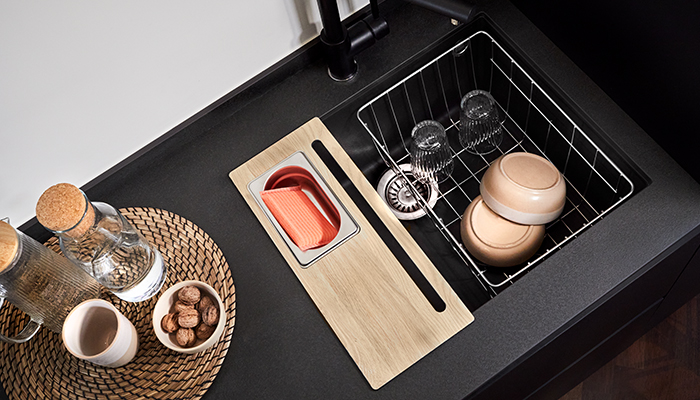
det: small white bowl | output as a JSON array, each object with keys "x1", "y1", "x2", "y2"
[
  {"x1": 480, "y1": 152, "x2": 566, "y2": 225},
  {"x1": 153, "y1": 280, "x2": 226, "y2": 354}
]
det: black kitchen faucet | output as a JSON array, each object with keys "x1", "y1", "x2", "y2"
[{"x1": 316, "y1": 0, "x2": 477, "y2": 81}]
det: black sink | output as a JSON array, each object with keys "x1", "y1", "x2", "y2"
[{"x1": 322, "y1": 15, "x2": 648, "y2": 311}]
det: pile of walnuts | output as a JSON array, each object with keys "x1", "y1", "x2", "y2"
[{"x1": 160, "y1": 285, "x2": 220, "y2": 347}]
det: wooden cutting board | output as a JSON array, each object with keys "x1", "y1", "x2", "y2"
[{"x1": 229, "y1": 118, "x2": 474, "y2": 389}]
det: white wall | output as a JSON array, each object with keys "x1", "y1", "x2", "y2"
[{"x1": 0, "y1": 0, "x2": 367, "y2": 226}]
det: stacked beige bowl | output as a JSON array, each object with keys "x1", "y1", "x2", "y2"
[{"x1": 460, "y1": 152, "x2": 566, "y2": 267}]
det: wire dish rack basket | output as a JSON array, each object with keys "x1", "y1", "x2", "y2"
[{"x1": 357, "y1": 30, "x2": 635, "y2": 295}]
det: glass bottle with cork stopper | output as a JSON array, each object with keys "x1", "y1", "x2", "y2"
[
  {"x1": 36, "y1": 183, "x2": 167, "y2": 302},
  {"x1": 0, "y1": 218, "x2": 100, "y2": 342}
]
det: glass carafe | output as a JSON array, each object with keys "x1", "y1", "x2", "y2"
[
  {"x1": 38, "y1": 187, "x2": 167, "y2": 302},
  {"x1": 0, "y1": 219, "x2": 100, "y2": 343}
]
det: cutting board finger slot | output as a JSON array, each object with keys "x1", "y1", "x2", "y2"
[{"x1": 312, "y1": 140, "x2": 447, "y2": 313}]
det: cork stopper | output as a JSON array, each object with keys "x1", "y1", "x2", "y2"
[
  {"x1": 0, "y1": 220, "x2": 19, "y2": 273},
  {"x1": 36, "y1": 183, "x2": 95, "y2": 238}
]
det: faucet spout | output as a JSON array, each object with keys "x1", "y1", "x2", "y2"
[
  {"x1": 407, "y1": 0, "x2": 476, "y2": 22},
  {"x1": 316, "y1": 0, "x2": 476, "y2": 81}
]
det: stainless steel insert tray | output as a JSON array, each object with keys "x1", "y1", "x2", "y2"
[{"x1": 248, "y1": 151, "x2": 359, "y2": 267}]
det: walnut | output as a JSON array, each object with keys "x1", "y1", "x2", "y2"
[
  {"x1": 201, "y1": 305, "x2": 219, "y2": 326},
  {"x1": 178, "y1": 308, "x2": 200, "y2": 328},
  {"x1": 161, "y1": 313, "x2": 179, "y2": 333},
  {"x1": 197, "y1": 295, "x2": 214, "y2": 314},
  {"x1": 178, "y1": 285, "x2": 201, "y2": 305},
  {"x1": 176, "y1": 328, "x2": 196, "y2": 347},
  {"x1": 195, "y1": 323, "x2": 216, "y2": 340},
  {"x1": 174, "y1": 300, "x2": 194, "y2": 313}
]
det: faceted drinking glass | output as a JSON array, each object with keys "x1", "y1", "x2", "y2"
[
  {"x1": 459, "y1": 89, "x2": 503, "y2": 155},
  {"x1": 410, "y1": 120, "x2": 454, "y2": 183}
]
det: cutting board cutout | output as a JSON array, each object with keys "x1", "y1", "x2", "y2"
[{"x1": 229, "y1": 118, "x2": 474, "y2": 389}]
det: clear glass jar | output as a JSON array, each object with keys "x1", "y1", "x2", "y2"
[
  {"x1": 47, "y1": 192, "x2": 167, "y2": 302},
  {"x1": 0, "y1": 219, "x2": 100, "y2": 342}
]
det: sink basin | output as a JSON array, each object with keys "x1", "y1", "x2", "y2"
[{"x1": 323, "y1": 16, "x2": 647, "y2": 311}]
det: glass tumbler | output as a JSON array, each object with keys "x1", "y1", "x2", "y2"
[
  {"x1": 459, "y1": 89, "x2": 503, "y2": 155},
  {"x1": 410, "y1": 120, "x2": 454, "y2": 183}
]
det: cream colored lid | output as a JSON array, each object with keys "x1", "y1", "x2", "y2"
[
  {"x1": 501, "y1": 153, "x2": 561, "y2": 190},
  {"x1": 0, "y1": 220, "x2": 19, "y2": 273},
  {"x1": 500, "y1": 153, "x2": 561, "y2": 190},
  {"x1": 480, "y1": 152, "x2": 566, "y2": 225}
]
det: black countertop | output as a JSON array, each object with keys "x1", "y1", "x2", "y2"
[{"x1": 6, "y1": 1, "x2": 700, "y2": 399}]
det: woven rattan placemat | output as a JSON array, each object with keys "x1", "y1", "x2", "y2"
[{"x1": 0, "y1": 207, "x2": 236, "y2": 399}]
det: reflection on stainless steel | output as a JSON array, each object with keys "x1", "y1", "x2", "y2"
[{"x1": 377, "y1": 164, "x2": 438, "y2": 220}]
